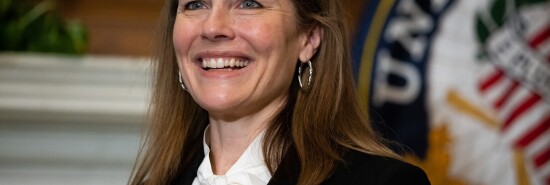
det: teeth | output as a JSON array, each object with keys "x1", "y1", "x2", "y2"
[
  {"x1": 216, "y1": 58, "x2": 224, "y2": 68},
  {"x1": 209, "y1": 59, "x2": 216, "y2": 68},
  {"x1": 201, "y1": 58, "x2": 249, "y2": 69},
  {"x1": 229, "y1": 58, "x2": 235, "y2": 67}
]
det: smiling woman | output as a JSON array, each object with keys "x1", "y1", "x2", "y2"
[
  {"x1": 174, "y1": 0, "x2": 309, "y2": 122},
  {"x1": 129, "y1": 0, "x2": 430, "y2": 185}
]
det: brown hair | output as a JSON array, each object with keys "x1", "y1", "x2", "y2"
[{"x1": 130, "y1": 0, "x2": 397, "y2": 185}]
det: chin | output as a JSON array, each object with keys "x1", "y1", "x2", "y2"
[{"x1": 192, "y1": 93, "x2": 245, "y2": 115}]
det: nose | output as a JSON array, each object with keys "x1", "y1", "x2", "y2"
[{"x1": 201, "y1": 7, "x2": 235, "y2": 41}]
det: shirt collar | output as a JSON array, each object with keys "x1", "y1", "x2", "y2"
[{"x1": 195, "y1": 126, "x2": 271, "y2": 185}]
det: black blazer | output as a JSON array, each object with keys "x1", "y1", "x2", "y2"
[{"x1": 170, "y1": 143, "x2": 430, "y2": 185}]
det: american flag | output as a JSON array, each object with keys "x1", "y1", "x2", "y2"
[{"x1": 477, "y1": 10, "x2": 550, "y2": 184}]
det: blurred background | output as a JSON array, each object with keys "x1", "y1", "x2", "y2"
[
  {"x1": 1, "y1": 0, "x2": 549, "y2": 185},
  {"x1": 1, "y1": 0, "x2": 160, "y2": 184}
]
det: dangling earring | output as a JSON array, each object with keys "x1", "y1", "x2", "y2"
[
  {"x1": 297, "y1": 60, "x2": 313, "y2": 90},
  {"x1": 178, "y1": 72, "x2": 187, "y2": 91}
]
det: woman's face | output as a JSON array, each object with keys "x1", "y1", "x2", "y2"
[{"x1": 173, "y1": 0, "x2": 312, "y2": 118}]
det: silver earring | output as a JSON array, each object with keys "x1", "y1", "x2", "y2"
[
  {"x1": 178, "y1": 72, "x2": 187, "y2": 91},
  {"x1": 298, "y1": 60, "x2": 313, "y2": 90}
]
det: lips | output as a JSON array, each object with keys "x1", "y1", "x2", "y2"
[
  {"x1": 201, "y1": 58, "x2": 249, "y2": 69},
  {"x1": 194, "y1": 51, "x2": 252, "y2": 71}
]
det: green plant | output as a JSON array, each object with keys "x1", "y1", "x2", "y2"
[{"x1": 0, "y1": 0, "x2": 88, "y2": 54}]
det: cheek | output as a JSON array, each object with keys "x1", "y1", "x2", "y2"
[
  {"x1": 244, "y1": 21, "x2": 300, "y2": 84},
  {"x1": 241, "y1": 22, "x2": 276, "y2": 52},
  {"x1": 172, "y1": 20, "x2": 195, "y2": 57},
  {"x1": 239, "y1": 19, "x2": 299, "y2": 59}
]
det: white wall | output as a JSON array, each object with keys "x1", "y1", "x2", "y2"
[{"x1": 0, "y1": 53, "x2": 150, "y2": 185}]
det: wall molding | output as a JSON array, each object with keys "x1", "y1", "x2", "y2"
[{"x1": 0, "y1": 53, "x2": 150, "y2": 185}]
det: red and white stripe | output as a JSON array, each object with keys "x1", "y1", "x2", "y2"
[
  {"x1": 522, "y1": 2, "x2": 550, "y2": 65},
  {"x1": 478, "y1": 66, "x2": 550, "y2": 184},
  {"x1": 527, "y1": 25, "x2": 550, "y2": 64}
]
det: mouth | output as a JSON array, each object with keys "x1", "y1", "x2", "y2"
[{"x1": 200, "y1": 58, "x2": 249, "y2": 71}]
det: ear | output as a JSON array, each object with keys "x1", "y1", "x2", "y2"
[{"x1": 299, "y1": 26, "x2": 322, "y2": 63}]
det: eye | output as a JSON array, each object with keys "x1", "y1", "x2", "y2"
[
  {"x1": 184, "y1": 1, "x2": 206, "y2": 10},
  {"x1": 239, "y1": 0, "x2": 262, "y2": 9}
]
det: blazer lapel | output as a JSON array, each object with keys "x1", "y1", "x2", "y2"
[
  {"x1": 170, "y1": 140, "x2": 205, "y2": 185},
  {"x1": 267, "y1": 146, "x2": 300, "y2": 185}
]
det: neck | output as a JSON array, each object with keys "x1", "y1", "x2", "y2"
[
  {"x1": 206, "y1": 116, "x2": 267, "y2": 175},
  {"x1": 206, "y1": 97, "x2": 286, "y2": 175}
]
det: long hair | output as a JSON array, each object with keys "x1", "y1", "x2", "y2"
[{"x1": 129, "y1": 0, "x2": 397, "y2": 185}]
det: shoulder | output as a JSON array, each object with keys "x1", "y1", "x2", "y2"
[{"x1": 322, "y1": 150, "x2": 430, "y2": 185}]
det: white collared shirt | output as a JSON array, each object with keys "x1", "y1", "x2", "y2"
[{"x1": 192, "y1": 130, "x2": 271, "y2": 185}]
